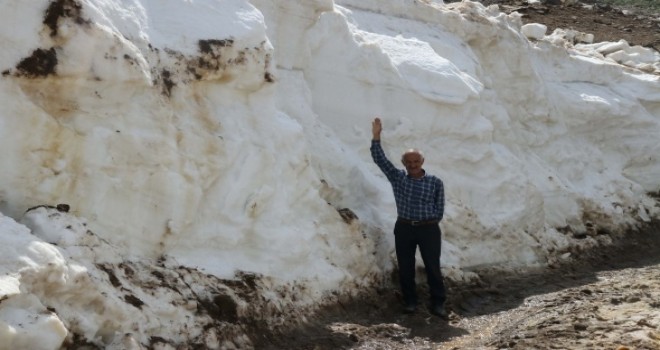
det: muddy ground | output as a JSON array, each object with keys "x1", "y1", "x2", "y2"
[
  {"x1": 253, "y1": 222, "x2": 660, "y2": 350},
  {"x1": 250, "y1": 2, "x2": 660, "y2": 349}
]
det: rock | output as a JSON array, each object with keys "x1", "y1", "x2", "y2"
[
  {"x1": 594, "y1": 3, "x2": 612, "y2": 12},
  {"x1": 573, "y1": 323, "x2": 588, "y2": 331},
  {"x1": 593, "y1": 18, "x2": 612, "y2": 25}
]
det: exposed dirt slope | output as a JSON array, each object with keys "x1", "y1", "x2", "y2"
[{"x1": 480, "y1": 0, "x2": 660, "y2": 50}]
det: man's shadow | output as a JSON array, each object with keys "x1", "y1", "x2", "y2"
[{"x1": 253, "y1": 285, "x2": 469, "y2": 349}]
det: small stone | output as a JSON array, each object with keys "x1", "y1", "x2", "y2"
[
  {"x1": 648, "y1": 331, "x2": 660, "y2": 341},
  {"x1": 574, "y1": 323, "x2": 588, "y2": 331}
]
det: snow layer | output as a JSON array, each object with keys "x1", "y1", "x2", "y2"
[{"x1": 0, "y1": 0, "x2": 659, "y2": 348}]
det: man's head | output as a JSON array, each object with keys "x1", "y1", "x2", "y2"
[{"x1": 401, "y1": 149, "x2": 425, "y2": 178}]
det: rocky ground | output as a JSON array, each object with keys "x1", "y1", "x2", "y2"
[
  {"x1": 253, "y1": 221, "x2": 660, "y2": 349},
  {"x1": 480, "y1": 0, "x2": 660, "y2": 51},
  {"x1": 249, "y1": 2, "x2": 660, "y2": 349}
]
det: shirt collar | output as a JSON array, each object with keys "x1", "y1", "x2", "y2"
[{"x1": 407, "y1": 169, "x2": 426, "y2": 179}]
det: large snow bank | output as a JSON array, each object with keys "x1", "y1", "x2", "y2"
[{"x1": 0, "y1": 0, "x2": 659, "y2": 347}]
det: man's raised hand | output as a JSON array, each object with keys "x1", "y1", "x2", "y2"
[{"x1": 372, "y1": 118, "x2": 382, "y2": 140}]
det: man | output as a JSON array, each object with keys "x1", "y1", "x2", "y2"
[{"x1": 370, "y1": 117, "x2": 448, "y2": 319}]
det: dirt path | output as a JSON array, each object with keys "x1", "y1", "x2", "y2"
[
  {"x1": 254, "y1": 223, "x2": 660, "y2": 349},
  {"x1": 439, "y1": 229, "x2": 660, "y2": 350}
]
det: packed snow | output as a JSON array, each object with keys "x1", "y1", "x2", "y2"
[{"x1": 0, "y1": 0, "x2": 658, "y2": 348}]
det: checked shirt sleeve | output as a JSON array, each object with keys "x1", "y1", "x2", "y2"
[
  {"x1": 435, "y1": 177, "x2": 445, "y2": 221},
  {"x1": 370, "y1": 140, "x2": 405, "y2": 182}
]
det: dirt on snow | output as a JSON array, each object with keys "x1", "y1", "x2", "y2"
[{"x1": 252, "y1": 2, "x2": 660, "y2": 348}]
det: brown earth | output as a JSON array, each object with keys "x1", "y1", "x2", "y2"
[
  {"x1": 480, "y1": 0, "x2": 660, "y2": 51},
  {"x1": 251, "y1": 3, "x2": 660, "y2": 348},
  {"x1": 253, "y1": 222, "x2": 660, "y2": 350}
]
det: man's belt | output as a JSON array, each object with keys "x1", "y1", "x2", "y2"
[{"x1": 397, "y1": 218, "x2": 439, "y2": 226}]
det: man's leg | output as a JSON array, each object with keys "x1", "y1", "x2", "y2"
[
  {"x1": 418, "y1": 225, "x2": 447, "y2": 308},
  {"x1": 394, "y1": 222, "x2": 418, "y2": 308}
]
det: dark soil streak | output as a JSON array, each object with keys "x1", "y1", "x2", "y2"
[
  {"x1": 43, "y1": 0, "x2": 86, "y2": 37},
  {"x1": 199, "y1": 39, "x2": 234, "y2": 54},
  {"x1": 124, "y1": 294, "x2": 145, "y2": 309},
  {"x1": 198, "y1": 293, "x2": 239, "y2": 323},
  {"x1": 15, "y1": 48, "x2": 58, "y2": 78},
  {"x1": 96, "y1": 263, "x2": 122, "y2": 288}
]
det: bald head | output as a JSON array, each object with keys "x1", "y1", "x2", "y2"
[
  {"x1": 401, "y1": 148, "x2": 425, "y2": 178},
  {"x1": 401, "y1": 148, "x2": 424, "y2": 162}
]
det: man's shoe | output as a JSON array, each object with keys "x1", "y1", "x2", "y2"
[
  {"x1": 430, "y1": 304, "x2": 448, "y2": 320},
  {"x1": 403, "y1": 304, "x2": 417, "y2": 314}
]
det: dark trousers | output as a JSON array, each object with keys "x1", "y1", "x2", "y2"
[{"x1": 394, "y1": 220, "x2": 446, "y2": 307}]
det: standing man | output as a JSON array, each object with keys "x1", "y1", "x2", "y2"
[{"x1": 370, "y1": 117, "x2": 448, "y2": 319}]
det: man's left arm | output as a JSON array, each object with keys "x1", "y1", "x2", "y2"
[{"x1": 436, "y1": 177, "x2": 445, "y2": 221}]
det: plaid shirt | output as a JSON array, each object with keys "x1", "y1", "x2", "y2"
[{"x1": 371, "y1": 140, "x2": 444, "y2": 221}]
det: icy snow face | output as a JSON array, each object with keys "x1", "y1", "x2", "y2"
[
  {"x1": 254, "y1": 0, "x2": 660, "y2": 268},
  {"x1": 0, "y1": 0, "x2": 375, "y2": 282},
  {"x1": 0, "y1": 4, "x2": 384, "y2": 347}
]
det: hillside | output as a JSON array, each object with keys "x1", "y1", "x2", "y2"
[{"x1": 481, "y1": 0, "x2": 660, "y2": 50}]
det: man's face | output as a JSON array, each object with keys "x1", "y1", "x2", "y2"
[{"x1": 402, "y1": 152, "x2": 424, "y2": 178}]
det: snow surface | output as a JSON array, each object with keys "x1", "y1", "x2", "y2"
[{"x1": 0, "y1": 0, "x2": 659, "y2": 348}]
